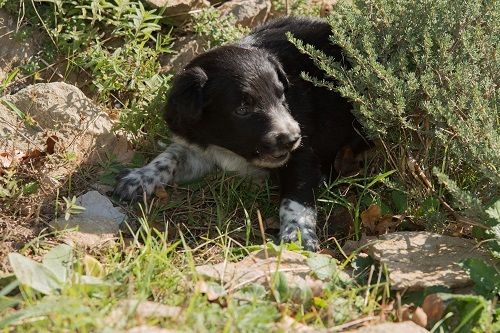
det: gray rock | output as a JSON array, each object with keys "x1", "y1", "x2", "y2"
[
  {"x1": 52, "y1": 191, "x2": 126, "y2": 248},
  {"x1": 368, "y1": 231, "x2": 492, "y2": 290},
  {"x1": 219, "y1": 0, "x2": 270, "y2": 27},
  {"x1": 346, "y1": 321, "x2": 428, "y2": 333},
  {"x1": 143, "y1": 0, "x2": 209, "y2": 25},
  {"x1": 160, "y1": 35, "x2": 207, "y2": 73},
  {"x1": 0, "y1": 82, "x2": 115, "y2": 163}
]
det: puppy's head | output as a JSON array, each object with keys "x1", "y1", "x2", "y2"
[{"x1": 165, "y1": 46, "x2": 301, "y2": 168}]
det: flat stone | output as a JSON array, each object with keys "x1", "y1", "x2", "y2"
[
  {"x1": 160, "y1": 35, "x2": 207, "y2": 73},
  {"x1": 368, "y1": 231, "x2": 491, "y2": 290},
  {"x1": 52, "y1": 191, "x2": 126, "y2": 248},
  {"x1": 346, "y1": 321, "x2": 428, "y2": 333}
]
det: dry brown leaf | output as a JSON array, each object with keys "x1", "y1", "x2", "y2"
[
  {"x1": 154, "y1": 187, "x2": 170, "y2": 204},
  {"x1": 21, "y1": 149, "x2": 43, "y2": 162},
  {"x1": 412, "y1": 307, "x2": 428, "y2": 328},
  {"x1": 422, "y1": 294, "x2": 446, "y2": 327},
  {"x1": 402, "y1": 305, "x2": 428, "y2": 328},
  {"x1": 361, "y1": 205, "x2": 402, "y2": 235},
  {"x1": 45, "y1": 135, "x2": 59, "y2": 155},
  {"x1": 0, "y1": 150, "x2": 24, "y2": 168}
]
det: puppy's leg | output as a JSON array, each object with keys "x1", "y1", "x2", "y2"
[
  {"x1": 278, "y1": 147, "x2": 322, "y2": 251},
  {"x1": 115, "y1": 143, "x2": 214, "y2": 200}
]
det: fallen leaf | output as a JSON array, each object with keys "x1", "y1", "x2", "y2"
[
  {"x1": 342, "y1": 233, "x2": 377, "y2": 255},
  {"x1": 0, "y1": 151, "x2": 22, "y2": 168},
  {"x1": 402, "y1": 305, "x2": 428, "y2": 328},
  {"x1": 412, "y1": 307, "x2": 428, "y2": 328},
  {"x1": 21, "y1": 149, "x2": 43, "y2": 163},
  {"x1": 45, "y1": 135, "x2": 59, "y2": 155},
  {"x1": 154, "y1": 187, "x2": 169, "y2": 204},
  {"x1": 422, "y1": 294, "x2": 445, "y2": 327},
  {"x1": 361, "y1": 204, "x2": 381, "y2": 232},
  {"x1": 361, "y1": 204, "x2": 403, "y2": 235}
]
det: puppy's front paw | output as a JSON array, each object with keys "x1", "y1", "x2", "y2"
[
  {"x1": 114, "y1": 167, "x2": 164, "y2": 201},
  {"x1": 279, "y1": 199, "x2": 320, "y2": 252}
]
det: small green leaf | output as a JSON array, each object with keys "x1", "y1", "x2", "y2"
[
  {"x1": 8, "y1": 253, "x2": 61, "y2": 295},
  {"x1": 307, "y1": 254, "x2": 338, "y2": 280},
  {"x1": 83, "y1": 255, "x2": 104, "y2": 278},
  {"x1": 42, "y1": 244, "x2": 73, "y2": 283},
  {"x1": 272, "y1": 271, "x2": 289, "y2": 303}
]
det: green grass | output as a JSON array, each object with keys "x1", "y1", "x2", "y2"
[{"x1": 0, "y1": 202, "x2": 389, "y2": 332}]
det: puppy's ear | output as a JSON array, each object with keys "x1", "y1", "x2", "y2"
[
  {"x1": 268, "y1": 55, "x2": 289, "y2": 90},
  {"x1": 165, "y1": 67, "x2": 208, "y2": 129}
]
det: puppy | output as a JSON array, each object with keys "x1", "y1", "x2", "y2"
[{"x1": 115, "y1": 16, "x2": 370, "y2": 251}]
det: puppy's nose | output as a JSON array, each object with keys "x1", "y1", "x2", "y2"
[{"x1": 276, "y1": 132, "x2": 301, "y2": 149}]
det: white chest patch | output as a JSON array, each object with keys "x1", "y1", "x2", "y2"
[{"x1": 172, "y1": 135, "x2": 268, "y2": 178}]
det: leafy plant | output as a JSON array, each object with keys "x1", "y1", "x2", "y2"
[
  {"x1": 272, "y1": 0, "x2": 323, "y2": 16},
  {"x1": 290, "y1": 0, "x2": 499, "y2": 212},
  {"x1": 61, "y1": 196, "x2": 85, "y2": 221}
]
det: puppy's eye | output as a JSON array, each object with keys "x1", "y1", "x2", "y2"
[{"x1": 234, "y1": 105, "x2": 250, "y2": 117}]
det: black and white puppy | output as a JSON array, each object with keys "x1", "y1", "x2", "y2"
[{"x1": 115, "y1": 16, "x2": 370, "y2": 251}]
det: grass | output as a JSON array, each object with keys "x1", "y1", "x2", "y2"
[
  {"x1": 0, "y1": 0, "x2": 498, "y2": 332},
  {"x1": 1, "y1": 174, "x2": 393, "y2": 332}
]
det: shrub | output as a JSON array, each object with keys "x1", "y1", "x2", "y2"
[{"x1": 291, "y1": 0, "x2": 499, "y2": 248}]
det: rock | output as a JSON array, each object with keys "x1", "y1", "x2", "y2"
[
  {"x1": 196, "y1": 249, "x2": 311, "y2": 290},
  {"x1": 143, "y1": 0, "x2": 210, "y2": 25},
  {"x1": 52, "y1": 191, "x2": 126, "y2": 248},
  {"x1": 346, "y1": 321, "x2": 428, "y2": 333},
  {"x1": 0, "y1": 9, "x2": 40, "y2": 83},
  {"x1": 160, "y1": 35, "x2": 208, "y2": 73},
  {"x1": 1, "y1": 82, "x2": 116, "y2": 164},
  {"x1": 219, "y1": 0, "x2": 270, "y2": 27},
  {"x1": 195, "y1": 249, "x2": 347, "y2": 296},
  {"x1": 368, "y1": 231, "x2": 491, "y2": 290}
]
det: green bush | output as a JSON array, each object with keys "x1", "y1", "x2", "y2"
[{"x1": 293, "y1": 0, "x2": 499, "y2": 240}]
